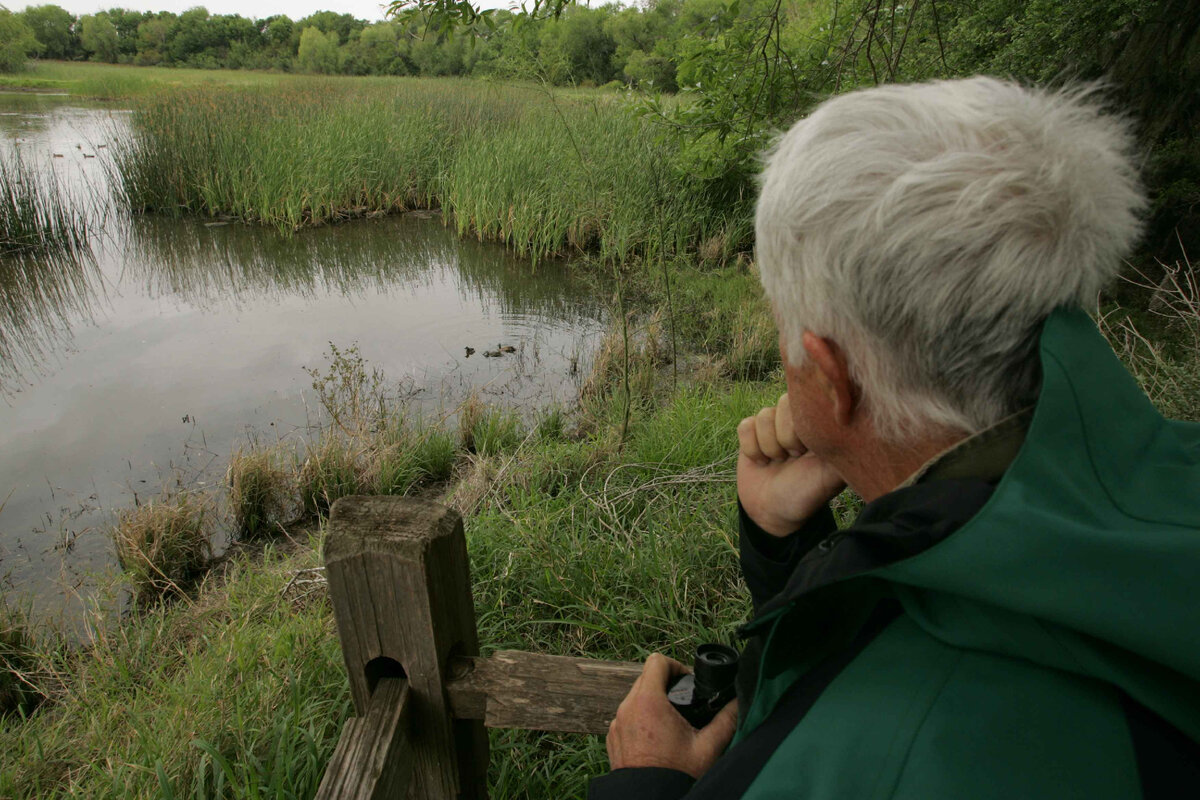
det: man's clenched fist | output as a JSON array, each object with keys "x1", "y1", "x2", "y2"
[{"x1": 736, "y1": 393, "x2": 845, "y2": 536}]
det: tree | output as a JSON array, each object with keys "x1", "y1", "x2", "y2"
[
  {"x1": 106, "y1": 8, "x2": 148, "y2": 59},
  {"x1": 624, "y1": 50, "x2": 677, "y2": 91},
  {"x1": 296, "y1": 11, "x2": 362, "y2": 45},
  {"x1": 355, "y1": 23, "x2": 403, "y2": 74},
  {"x1": 135, "y1": 15, "x2": 173, "y2": 65},
  {"x1": 18, "y1": 5, "x2": 77, "y2": 61},
  {"x1": 79, "y1": 13, "x2": 120, "y2": 63},
  {"x1": 557, "y1": 7, "x2": 617, "y2": 85},
  {"x1": 297, "y1": 26, "x2": 338, "y2": 73},
  {"x1": 0, "y1": 10, "x2": 41, "y2": 72}
]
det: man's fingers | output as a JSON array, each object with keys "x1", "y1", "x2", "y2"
[
  {"x1": 697, "y1": 698, "x2": 739, "y2": 752},
  {"x1": 755, "y1": 407, "x2": 786, "y2": 460},
  {"x1": 737, "y1": 417, "x2": 767, "y2": 465},
  {"x1": 773, "y1": 393, "x2": 804, "y2": 457},
  {"x1": 639, "y1": 653, "x2": 685, "y2": 690}
]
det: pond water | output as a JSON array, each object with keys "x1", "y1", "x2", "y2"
[{"x1": 0, "y1": 93, "x2": 606, "y2": 622}]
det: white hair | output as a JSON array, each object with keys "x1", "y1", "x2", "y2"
[{"x1": 756, "y1": 77, "x2": 1146, "y2": 441}]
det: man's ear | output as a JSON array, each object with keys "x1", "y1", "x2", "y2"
[{"x1": 801, "y1": 331, "x2": 857, "y2": 427}]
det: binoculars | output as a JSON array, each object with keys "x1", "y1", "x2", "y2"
[{"x1": 666, "y1": 643, "x2": 739, "y2": 728}]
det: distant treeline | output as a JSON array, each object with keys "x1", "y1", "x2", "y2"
[{"x1": 3, "y1": 2, "x2": 717, "y2": 89}]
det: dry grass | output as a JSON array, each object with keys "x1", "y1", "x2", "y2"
[
  {"x1": 228, "y1": 446, "x2": 297, "y2": 541},
  {"x1": 1100, "y1": 259, "x2": 1200, "y2": 421},
  {"x1": 111, "y1": 491, "x2": 213, "y2": 602}
]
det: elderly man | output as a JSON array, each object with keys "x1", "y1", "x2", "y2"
[{"x1": 590, "y1": 77, "x2": 1200, "y2": 799}]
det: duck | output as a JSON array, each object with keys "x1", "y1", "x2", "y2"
[
  {"x1": 483, "y1": 350, "x2": 502, "y2": 358},
  {"x1": 464, "y1": 347, "x2": 475, "y2": 358},
  {"x1": 498, "y1": 343, "x2": 517, "y2": 353}
]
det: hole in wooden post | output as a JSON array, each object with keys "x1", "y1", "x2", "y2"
[
  {"x1": 445, "y1": 641, "x2": 474, "y2": 680},
  {"x1": 365, "y1": 656, "x2": 406, "y2": 695}
]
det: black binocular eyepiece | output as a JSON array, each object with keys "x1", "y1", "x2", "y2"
[{"x1": 666, "y1": 643, "x2": 739, "y2": 728}]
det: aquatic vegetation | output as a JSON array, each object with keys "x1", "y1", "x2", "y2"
[
  {"x1": 110, "y1": 491, "x2": 213, "y2": 602},
  {"x1": 228, "y1": 446, "x2": 296, "y2": 541},
  {"x1": 111, "y1": 79, "x2": 741, "y2": 263},
  {"x1": 0, "y1": 154, "x2": 89, "y2": 258}
]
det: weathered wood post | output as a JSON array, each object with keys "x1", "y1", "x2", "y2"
[{"x1": 321, "y1": 496, "x2": 489, "y2": 800}]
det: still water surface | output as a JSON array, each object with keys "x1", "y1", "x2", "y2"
[{"x1": 0, "y1": 94, "x2": 605, "y2": 621}]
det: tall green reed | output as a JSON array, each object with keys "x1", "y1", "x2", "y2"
[{"x1": 112, "y1": 79, "x2": 738, "y2": 262}]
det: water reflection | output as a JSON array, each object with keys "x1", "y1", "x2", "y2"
[
  {"x1": 121, "y1": 213, "x2": 599, "y2": 321},
  {"x1": 0, "y1": 249, "x2": 101, "y2": 392}
]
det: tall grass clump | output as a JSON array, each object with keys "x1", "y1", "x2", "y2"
[
  {"x1": 114, "y1": 80, "x2": 514, "y2": 234},
  {"x1": 444, "y1": 100, "x2": 724, "y2": 264},
  {"x1": 111, "y1": 79, "x2": 743, "y2": 263},
  {"x1": 228, "y1": 445, "x2": 296, "y2": 541},
  {"x1": 375, "y1": 425, "x2": 457, "y2": 494},
  {"x1": 111, "y1": 491, "x2": 213, "y2": 602},
  {"x1": 297, "y1": 435, "x2": 366, "y2": 517}
]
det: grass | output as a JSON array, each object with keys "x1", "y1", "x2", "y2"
[
  {"x1": 228, "y1": 446, "x2": 295, "y2": 541},
  {"x1": 0, "y1": 151, "x2": 99, "y2": 389},
  {"x1": 0, "y1": 60, "x2": 297, "y2": 99},
  {"x1": 0, "y1": 603, "x2": 39, "y2": 717},
  {"x1": 110, "y1": 491, "x2": 214, "y2": 603},
  {"x1": 2, "y1": 257, "x2": 1196, "y2": 795},
  {"x1": 0, "y1": 543, "x2": 348, "y2": 797},
  {"x1": 1101, "y1": 259, "x2": 1200, "y2": 422},
  {"x1": 110, "y1": 78, "x2": 742, "y2": 261},
  {"x1": 0, "y1": 370, "x2": 774, "y2": 798}
]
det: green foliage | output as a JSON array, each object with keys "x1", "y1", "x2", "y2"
[
  {"x1": 623, "y1": 50, "x2": 677, "y2": 91},
  {"x1": 16, "y1": 5, "x2": 76, "y2": 61},
  {"x1": 0, "y1": 10, "x2": 41, "y2": 73},
  {"x1": 79, "y1": 13, "x2": 119, "y2": 63},
  {"x1": 297, "y1": 26, "x2": 339, "y2": 73}
]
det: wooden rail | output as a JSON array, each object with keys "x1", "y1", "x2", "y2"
[{"x1": 316, "y1": 496, "x2": 640, "y2": 800}]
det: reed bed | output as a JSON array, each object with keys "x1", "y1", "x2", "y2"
[
  {"x1": 0, "y1": 154, "x2": 89, "y2": 259},
  {"x1": 112, "y1": 79, "x2": 740, "y2": 262}
]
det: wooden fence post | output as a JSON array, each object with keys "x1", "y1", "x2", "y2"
[{"x1": 323, "y1": 496, "x2": 489, "y2": 800}]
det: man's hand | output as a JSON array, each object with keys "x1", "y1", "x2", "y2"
[
  {"x1": 606, "y1": 654, "x2": 738, "y2": 779},
  {"x1": 737, "y1": 393, "x2": 845, "y2": 536}
]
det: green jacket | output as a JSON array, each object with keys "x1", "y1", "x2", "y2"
[{"x1": 590, "y1": 308, "x2": 1200, "y2": 799}]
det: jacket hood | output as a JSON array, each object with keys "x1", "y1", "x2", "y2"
[{"x1": 874, "y1": 307, "x2": 1200, "y2": 739}]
